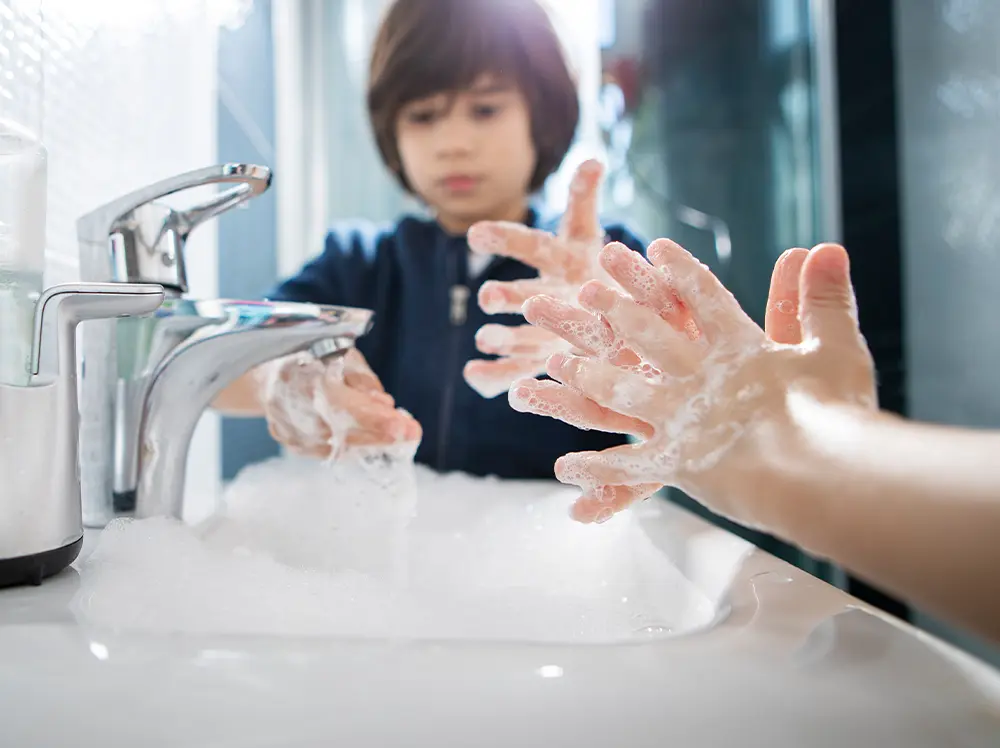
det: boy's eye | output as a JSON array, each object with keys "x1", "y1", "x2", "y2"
[
  {"x1": 406, "y1": 109, "x2": 438, "y2": 125},
  {"x1": 472, "y1": 104, "x2": 501, "y2": 119}
]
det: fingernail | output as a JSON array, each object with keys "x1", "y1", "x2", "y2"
[
  {"x1": 578, "y1": 282, "x2": 617, "y2": 313},
  {"x1": 594, "y1": 508, "x2": 615, "y2": 524},
  {"x1": 592, "y1": 485, "x2": 617, "y2": 504},
  {"x1": 599, "y1": 241, "x2": 629, "y2": 262},
  {"x1": 520, "y1": 297, "x2": 538, "y2": 320},
  {"x1": 774, "y1": 248, "x2": 807, "y2": 283},
  {"x1": 547, "y1": 352, "x2": 569, "y2": 373},
  {"x1": 403, "y1": 420, "x2": 422, "y2": 440},
  {"x1": 371, "y1": 391, "x2": 395, "y2": 406},
  {"x1": 507, "y1": 384, "x2": 534, "y2": 411},
  {"x1": 554, "y1": 454, "x2": 582, "y2": 483},
  {"x1": 467, "y1": 223, "x2": 504, "y2": 253},
  {"x1": 464, "y1": 367, "x2": 508, "y2": 399},
  {"x1": 809, "y1": 243, "x2": 850, "y2": 283},
  {"x1": 780, "y1": 247, "x2": 809, "y2": 264},
  {"x1": 597, "y1": 242, "x2": 637, "y2": 278},
  {"x1": 571, "y1": 161, "x2": 601, "y2": 192},
  {"x1": 479, "y1": 283, "x2": 506, "y2": 313},
  {"x1": 522, "y1": 294, "x2": 560, "y2": 323},
  {"x1": 647, "y1": 238, "x2": 685, "y2": 266},
  {"x1": 554, "y1": 455, "x2": 569, "y2": 478},
  {"x1": 569, "y1": 502, "x2": 592, "y2": 523},
  {"x1": 476, "y1": 324, "x2": 511, "y2": 353}
]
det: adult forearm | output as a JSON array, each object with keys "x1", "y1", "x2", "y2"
[{"x1": 773, "y1": 401, "x2": 1000, "y2": 642}]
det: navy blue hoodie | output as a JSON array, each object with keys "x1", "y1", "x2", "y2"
[{"x1": 267, "y1": 209, "x2": 646, "y2": 479}]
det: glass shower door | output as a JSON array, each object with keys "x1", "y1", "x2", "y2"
[{"x1": 598, "y1": 0, "x2": 840, "y2": 580}]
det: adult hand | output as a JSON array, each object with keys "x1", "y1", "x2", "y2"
[{"x1": 510, "y1": 240, "x2": 876, "y2": 525}]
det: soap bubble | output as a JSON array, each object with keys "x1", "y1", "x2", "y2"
[{"x1": 74, "y1": 450, "x2": 716, "y2": 643}]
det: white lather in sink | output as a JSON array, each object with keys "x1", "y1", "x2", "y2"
[{"x1": 1, "y1": 456, "x2": 998, "y2": 748}]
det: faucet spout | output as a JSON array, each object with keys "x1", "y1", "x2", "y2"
[{"x1": 133, "y1": 301, "x2": 373, "y2": 520}]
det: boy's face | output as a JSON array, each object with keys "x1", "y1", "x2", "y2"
[{"x1": 395, "y1": 74, "x2": 537, "y2": 234}]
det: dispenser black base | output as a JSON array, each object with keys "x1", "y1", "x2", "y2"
[{"x1": 0, "y1": 536, "x2": 84, "y2": 589}]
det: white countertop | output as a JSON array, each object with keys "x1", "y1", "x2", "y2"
[{"x1": 2, "y1": 499, "x2": 999, "y2": 747}]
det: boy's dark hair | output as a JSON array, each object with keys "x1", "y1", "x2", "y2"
[{"x1": 367, "y1": 0, "x2": 579, "y2": 194}]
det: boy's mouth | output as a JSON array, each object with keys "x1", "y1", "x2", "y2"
[{"x1": 440, "y1": 174, "x2": 482, "y2": 193}]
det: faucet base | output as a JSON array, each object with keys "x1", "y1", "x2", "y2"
[
  {"x1": 0, "y1": 536, "x2": 83, "y2": 589},
  {"x1": 113, "y1": 490, "x2": 137, "y2": 514}
]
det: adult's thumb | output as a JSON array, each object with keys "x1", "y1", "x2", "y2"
[{"x1": 799, "y1": 243, "x2": 862, "y2": 345}]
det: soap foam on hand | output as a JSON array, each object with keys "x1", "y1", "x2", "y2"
[{"x1": 74, "y1": 450, "x2": 715, "y2": 643}]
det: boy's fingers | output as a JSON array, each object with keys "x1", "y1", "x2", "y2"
[
  {"x1": 474, "y1": 324, "x2": 570, "y2": 357},
  {"x1": 508, "y1": 378, "x2": 653, "y2": 438},
  {"x1": 479, "y1": 278, "x2": 570, "y2": 314},
  {"x1": 559, "y1": 159, "x2": 604, "y2": 241},
  {"x1": 463, "y1": 357, "x2": 549, "y2": 399},
  {"x1": 468, "y1": 223, "x2": 569, "y2": 277}
]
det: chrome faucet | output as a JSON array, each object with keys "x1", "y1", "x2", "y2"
[
  {"x1": 76, "y1": 164, "x2": 374, "y2": 525},
  {"x1": 133, "y1": 300, "x2": 371, "y2": 519},
  {"x1": 0, "y1": 283, "x2": 163, "y2": 587},
  {"x1": 76, "y1": 164, "x2": 272, "y2": 293}
]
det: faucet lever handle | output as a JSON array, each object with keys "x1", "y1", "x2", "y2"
[
  {"x1": 76, "y1": 164, "x2": 271, "y2": 292},
  {"x1": 32, "y1": 283, "x2": 165, "y2": 379}
]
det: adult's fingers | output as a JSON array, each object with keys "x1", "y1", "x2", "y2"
[
  {"x1": 799, "y1": 243, "x2": 865, "y2": 349},
  {"x1": 508, "y1": 378, "x2": 653, "y2": 438},
  {"x1": 645, "y1": 239, "x2": 758, "y2": 345},
  {"x1": 599, "y1": 242, "x2": 696, "y2": 334},
  {"x1": 764, "y1": 248, "x2": 808, "y2": 344},
  {"x1": 555, "y1": 444, "x2": 669, "y2": 488},
  {"x1": 545, "y1": 352, "x2": 662, "y2": 421},
  {"x1": 522, "y1": 294, "x2": 630, "y2": 361},
  {"x1": 577, "y1": 281, "x2": 696, "y2": 376},
  {"x1": 570, "y1": 483, "x2": 662, "y2": 524}
]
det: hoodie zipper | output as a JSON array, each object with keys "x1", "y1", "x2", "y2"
[{"x1": 436, "y1": 251, "x2": 469, "y2": 471}]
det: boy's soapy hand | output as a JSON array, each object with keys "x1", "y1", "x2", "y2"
[
  {"x1": 463, "y1": 159, "x2": 627, "y2": 398},
  {"x1": 259, "y1": 348, "x2": 422, "y2": 460},
  {"x1": 510, "y1": 240, "x2": 877, "y2": 526}
]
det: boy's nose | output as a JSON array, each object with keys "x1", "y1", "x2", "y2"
[{"x1": 433, "y1": 114, "x2": 477, "y2": 158}]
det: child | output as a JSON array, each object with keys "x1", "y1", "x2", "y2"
[{"x1": 214, "y1": 0, "x2": 647, "y2": 480}]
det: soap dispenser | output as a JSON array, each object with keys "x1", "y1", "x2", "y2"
[
  {"x1": 0, "y1": 118, "x2": 47, "y2": 387},
  {"x1": 0, "y1": 120, "x2": 165, "y2": 587},
  {"x1": 0, "y1": 282, "x2": 164, "y2": 587}
]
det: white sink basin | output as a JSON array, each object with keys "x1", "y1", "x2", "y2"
[
  {"x1": 1, "y1": 478, "x2": 999, "y2": 746},
  {"x1": 68, "y1": 461, "x2": 752, "y2": 645}
]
